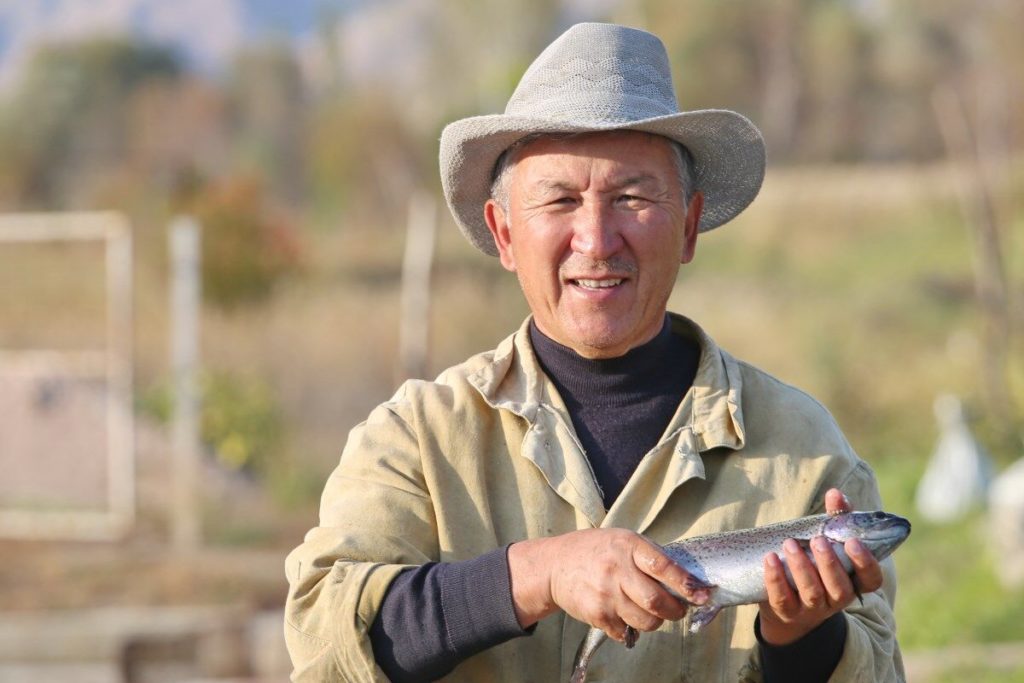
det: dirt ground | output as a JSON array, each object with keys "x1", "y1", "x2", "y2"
[{"x1": 0, "y1": 536, "x2": 292, "y2": 613}]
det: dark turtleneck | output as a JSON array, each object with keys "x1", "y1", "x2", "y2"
[{"x1": 529, "y1": 316, "x2": 699, "y2": 508}]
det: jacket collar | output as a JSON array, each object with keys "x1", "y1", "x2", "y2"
[{"x1": 468, "y1": 314, "x2": 747, "y2": 455}]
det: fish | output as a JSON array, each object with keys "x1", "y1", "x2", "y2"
[{"x1": 569, "y1": 510, "x2": 911, "y2": 683}]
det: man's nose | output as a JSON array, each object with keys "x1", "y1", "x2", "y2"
[{"x1": 570, "y1": 203, "x2": 623, "y2": 259}]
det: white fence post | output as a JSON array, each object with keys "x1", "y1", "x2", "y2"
[
  {"x1": 170, "y1": 215, "x2": 202, "y2": 552},
  {"x1": 398, "y1": 191, "x2": 437, "y2": 382}
]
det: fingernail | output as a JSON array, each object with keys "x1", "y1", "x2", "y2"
[
  {"x1": 783, "y1": 539, "x2": 801, "y2": 554},
  {"x1": 812, "y1": 536, "x2": 830, "y2": 553},
  {"x1": 691, "y1": 590, "x2": 710, "y2": 605},
  {"x1": 849, "y1": 539, "x2": 867, "y2": 556}
]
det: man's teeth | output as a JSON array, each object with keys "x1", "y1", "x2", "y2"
[{"x1": 575, "y1": 279, "x2": 622, "y2": 289}]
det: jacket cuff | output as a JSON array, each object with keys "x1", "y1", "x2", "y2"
[{"x1": 755, "y1": 611, "x2": 848, "y2": 682}]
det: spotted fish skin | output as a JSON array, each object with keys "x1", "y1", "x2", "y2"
[{"x1": 569, "y1": 510, "x2": 911, "y2": 683}]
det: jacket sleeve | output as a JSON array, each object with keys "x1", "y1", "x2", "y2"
[
  {"x1": 284, "y1": 388, "x2": 438, "y2": 682},
  {"x1": 826, "y1": 461, "x2": 907, "y2": 683}
]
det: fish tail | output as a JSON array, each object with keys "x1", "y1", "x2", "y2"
[{"x1": 570, "y1": 628, "x2": 607, "y2": 683}]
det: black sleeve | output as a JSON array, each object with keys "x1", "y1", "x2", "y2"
[
  {"x1": 369, "y1": 545, "x2": 531, "y2": 682},
  {"x1": 755, "y1": 611, "x2": 848, "y2": 683}
]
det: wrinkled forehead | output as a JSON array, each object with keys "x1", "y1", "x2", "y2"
[{"x1": 506, "y1": 131, "x2": 680, "y2": 187}]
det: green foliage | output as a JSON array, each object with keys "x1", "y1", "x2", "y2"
[
  {"x1": 190, "y1": 175, "x2": 304, "y2": 308},
  {"x1": 263, "y1": 458, "x2": 333, "y2": 511},
  {"x1": 227, "y1": 45, "x2": 307, "y2": 205},
  {"x1": 200, "y1": 371, "x2": 284, "y2": 473},
  {"x1": 932, "y1": 668, "x2": 1024, "y2": 683},
  {"x1": 304, "y1": 94, "x2": 430, "y2": 226},
  {"x1": 0, "y1": 38, "x2": 180, "y2": 205},
  {"x1": 884, "y1": 508, "x2": 1024, "y2": 649},
  {"x1": 137, "y1": 371, "x2": 284, "y2": 475}
]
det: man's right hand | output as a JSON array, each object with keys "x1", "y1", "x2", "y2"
[{"x1": 507, "y1": 529, "x2": 710, "y2": 642}]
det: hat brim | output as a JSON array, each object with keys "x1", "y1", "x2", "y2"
[{"x1": 439, "y1": 109, "x2": 766, "y2": 257}]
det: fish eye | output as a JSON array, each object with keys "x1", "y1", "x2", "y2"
[{"x1": 873, "y1": 511, "x2": 886, "y2": 520}]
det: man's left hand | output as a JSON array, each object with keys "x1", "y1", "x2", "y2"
[{"x1": 757, "y1": 488, "x2": 885, "y2": 645}]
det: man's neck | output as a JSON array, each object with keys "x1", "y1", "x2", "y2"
[{"x1": 529, "y1": 316, "x2": 699, "y2": 507}]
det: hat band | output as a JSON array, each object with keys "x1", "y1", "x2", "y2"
[{"x1": 506, "y1": 91, "x2": 677, "y2": 125}]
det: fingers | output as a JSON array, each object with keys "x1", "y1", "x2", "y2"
[
  {"x1": 784, "y1": 538, "x2": 832, "y2": 610},
  {"x1": 631, "y1": 540, "x2": 711, "y2": 605},
  {"x1": 810, "y1": 536, "x2": 856, "y2": 606},
  {"x1": 578, "y1": 580, "x2": 669, "y2": 642},
  {"x1": 615, "y1": 592, "x2": 666, "y2": 635},
  {"x1": 760, "y1": 537, "x2": 852, "y2": 646},
  {"x1": 825, "y1": 488, "x2": 851, "y2": 515},
  {"x1": 541, "y1": 529, "x2": 700, "y2": 641},
  {"x1": 765, "y1": 536, "x2": 880, "y2": 619},
  {"x1": 763, "y1": 550, "x2": 800, "y2": 618},
  {"x1": 846, "y1": 538, "x2": 884, "y2": 593},
  {"x1": 620, "y1": 572, "x2": 687, "y2": 623}
]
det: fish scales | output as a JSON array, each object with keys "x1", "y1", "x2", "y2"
[{"x1": 569, "y1": 510, "x2": 911, "y2": 683}]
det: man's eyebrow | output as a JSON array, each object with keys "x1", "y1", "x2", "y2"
[
  {"x1": 614, "y1": 174, "x2": 663, "y2": 188},
  {"x1": 530, "y1": 179, "x2": 577, "y2": 194}
]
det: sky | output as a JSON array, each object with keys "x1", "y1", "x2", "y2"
[{"x1": 0, "y1": 0, "x2": 345, "y2": 89}]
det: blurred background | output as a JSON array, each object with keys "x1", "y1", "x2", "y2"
[{"x1": 0, "y1": 0, "x2": 1021, "y2": 681}]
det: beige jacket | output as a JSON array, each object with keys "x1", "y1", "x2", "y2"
[{"x1": 284, "y1": 315, "x2": 904, "y2": 682}]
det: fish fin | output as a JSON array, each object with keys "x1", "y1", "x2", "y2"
[
  {"x1": 687, "y1": 604, "x2": 724, "y2": 634},
  {"x1": 685, "y1": 574, "x2": 717, "y2": 594},
  {"x1": 850, "y1": 570, "x2": 864, "y2": 606},
  {"x1": 624, "y1": 626, "x2": 639, "y2": 649}
]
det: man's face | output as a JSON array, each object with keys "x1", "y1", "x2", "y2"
[{"x1": 485, "y1": 131, "x2": 703, "y2": 359}]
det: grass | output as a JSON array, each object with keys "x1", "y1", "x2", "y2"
[{"x1": 932, "y1": 669, "x2": 1024, "y2": 683}]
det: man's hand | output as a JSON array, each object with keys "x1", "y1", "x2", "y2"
[
  {"x1": 758, "y1": 488, "x2": 885, "y2": 645},
  {"x1": 507, "y1": 529, "x2": 710, "y2": 642}
]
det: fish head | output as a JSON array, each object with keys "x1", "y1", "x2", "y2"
[{"x1": 821, "y1": 511, "x2": 911, "y2": 561}]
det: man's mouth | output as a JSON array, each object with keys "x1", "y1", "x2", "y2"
[{"x1": 571, "y1": 278, "x2": 623, "y2": 289}]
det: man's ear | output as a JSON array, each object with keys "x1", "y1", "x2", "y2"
[
  {"x1": 681, "y1": 190, "x2": 703, "y2": 264},
  {"x1": 484, "y1": 199, "x2": 517, "y2": 272}
]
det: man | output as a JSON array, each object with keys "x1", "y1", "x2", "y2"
[{"x1": 285, "y1": 23, "x2": 904, "y2": 682}]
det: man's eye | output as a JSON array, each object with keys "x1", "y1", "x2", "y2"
[{"x1": 619, "y1": 194, "x2": 649, "y2": 207}]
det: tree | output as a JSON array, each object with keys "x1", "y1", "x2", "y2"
[{"x1": 0, "y1": 39, "x2": 181, "y2": 206}]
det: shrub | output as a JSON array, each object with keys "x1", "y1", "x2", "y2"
[{"x1": 189, "y1": 175, "x2": 303, "y2": 309}]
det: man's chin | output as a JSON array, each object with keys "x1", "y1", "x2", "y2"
[{"x1": 562, "y1": 328, "x2": 633, "y2": 359}]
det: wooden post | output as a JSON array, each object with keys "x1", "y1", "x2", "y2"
[
  {"x1": 106, "y1": 216, "x2": 135, "y2": 533},
  {"x1": 170, "y1": 216, "x2": 202, "y2": 551},
  {"x1": 397, "y1": 191, "x2": 437, "y2": 382},
  {"x1": 932, "y1": 84, "x2": 1014, "y2": 426}
]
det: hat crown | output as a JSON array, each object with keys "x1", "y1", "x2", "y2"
[{"x1": 505, "y1": 23, "x2": 679, "y2": 124}]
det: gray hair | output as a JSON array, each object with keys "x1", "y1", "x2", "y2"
[{"x1": 489, "y1": 132, "x2": 696, "y2": 212}]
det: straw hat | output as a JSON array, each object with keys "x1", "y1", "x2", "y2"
[{"x1": 439, "y1": 22, "x2": 766, "y2": 256}]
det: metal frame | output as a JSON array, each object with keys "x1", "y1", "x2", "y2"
[{"x1": 0, "y1": 212, "x2": 134, "y2": 540}]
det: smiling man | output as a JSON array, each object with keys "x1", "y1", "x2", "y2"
[
  {"x1": 486, "y1": 132, "x2": 700, "y2": 360},
  {"x1": 285, "y1": 23, "x2": 904, "y2": 683}
]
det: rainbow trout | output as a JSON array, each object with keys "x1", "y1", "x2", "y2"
[{"x1": 570, "y1": 510, "x2": 911, "y2": 683}]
